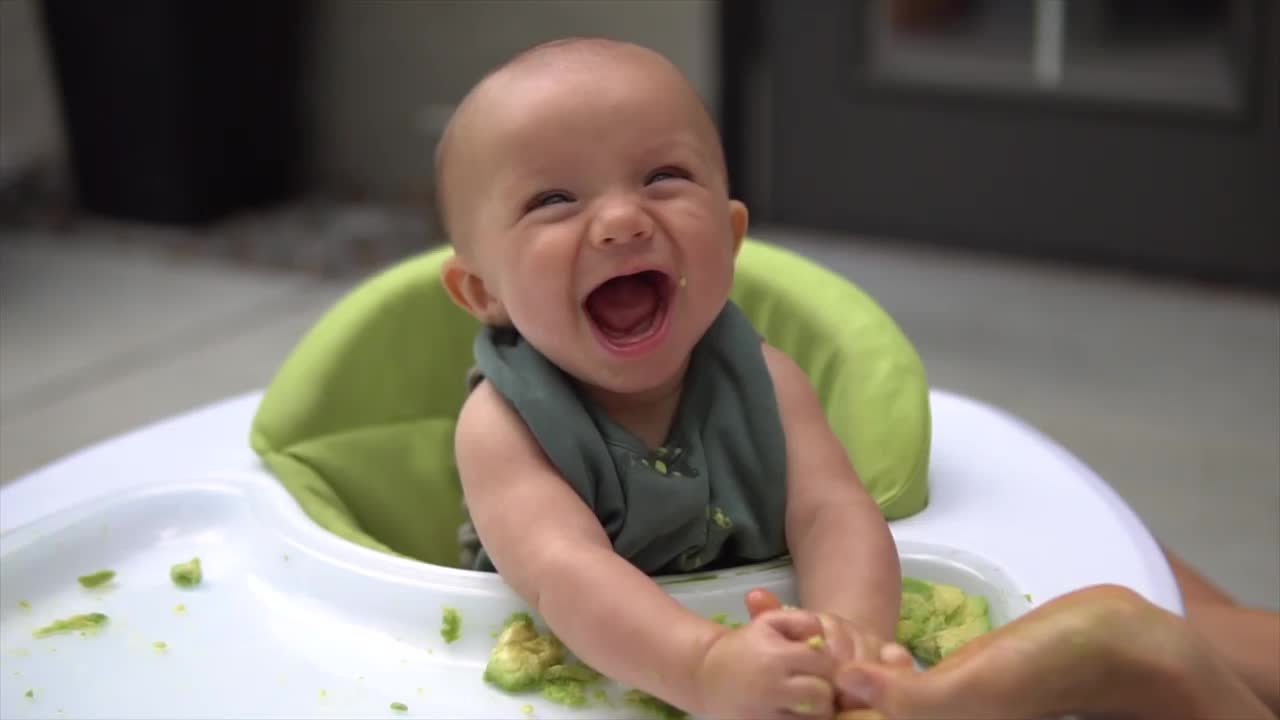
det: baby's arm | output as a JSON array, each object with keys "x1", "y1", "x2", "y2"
[
  {"x1": 763, "y1": 344, "x2": 902, "y2": 642},
  {"x1": 457, "y1": 381, "x2": 833, "y2": 717}
]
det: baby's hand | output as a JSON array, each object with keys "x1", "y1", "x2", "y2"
[
  {"x1": 814, "y1": 612, "x2": 913, "y2": 668},
  {"x1": 745, "y1": 589, "x2": 912, "y2": 713},
  {"x1": 813, "y1": 613, "x2": 913, "y2": 712},
  {"x1": 695, "y1": 608, "x2": 838, "y2": 719}
]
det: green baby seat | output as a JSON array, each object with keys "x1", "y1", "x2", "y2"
[{"x1": 249, "y1": 238, "x2": 932, "y2": 570}]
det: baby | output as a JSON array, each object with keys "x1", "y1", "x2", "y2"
[{"x1": 436, "y1": 37, "x2": 902, "y2": 719}]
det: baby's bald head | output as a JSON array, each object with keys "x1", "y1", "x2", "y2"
[{"x1": 432, "y1": 37, "x2": 726, "y2": 254}]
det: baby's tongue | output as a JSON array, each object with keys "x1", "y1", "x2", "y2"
[{"x1": 586, "y1": 274, "x2": 659, "y2": 337}]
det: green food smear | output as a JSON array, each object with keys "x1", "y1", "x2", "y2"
[
  {"x1": 440, "y1": 607, "x2": 461, "y2": 644},
  {"x1": 541, "y1": 662, "x2": 604, "y2": 707},
  {"x1": 24, "y1": 689, "x2": 33, "y2": 699},
  {"x1": 657, "y1": 573, "x2": 718, "y2": 586},
  {"x1": 390, "y1": 701, "x2": 408, "y2": 712},
  {"x1": 708, "y1": 612, "x2": 743, "y2": 630},
  {"x1": 709, "y1": 508, "x2": 732, "y2": 529},
  {"x1": 897, "y1": 577, "x2": 992, "y2": 665},
  {"x1": 152, "y1": 641, "x2": 167, "y2": 650},
  {"x1": 170, "y1": 558, "x2": 202, "y2": 588},
  {"x1": 520, "y1": 704, "x2": 534, "y2": 715},
  {"x1": 733, "y1": 555, "x2": 793, "y2": 574},
  {"x1": 32, "y1": 612, "x2": 108, "y2": 638},
  {"x1": 623, "y1": 689, "x2": 688, "y2": 720},
  {"x1": 77, "y1": 570, "x2": 115, "y2": 588},
  {"x1": 17, "y1": 600, "x2": 31, "y2": 610}
]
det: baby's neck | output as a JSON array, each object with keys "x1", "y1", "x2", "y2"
[{"x1": 580, "y1": 362, "x2": 688, "y2": 451}]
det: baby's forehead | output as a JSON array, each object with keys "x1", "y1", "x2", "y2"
[{"x1": 465, "y1": 53, "x2": 714, "y2": 153}]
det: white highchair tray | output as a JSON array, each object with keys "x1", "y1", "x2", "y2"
[{"x1": 2, "y1": 473, "x2": 1028, "y2": 720}]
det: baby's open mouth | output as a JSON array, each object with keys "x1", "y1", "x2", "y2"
[{"x1": 583, "y1": 269, "x2": 672, "y2": 346}]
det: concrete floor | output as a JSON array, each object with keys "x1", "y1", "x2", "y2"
[{"x1": 1, "y1": 222, "x2": 1277, "y2": 610}]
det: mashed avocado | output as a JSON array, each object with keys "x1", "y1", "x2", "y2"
[
  {"x1": 440, "y1": 607, "x2": 461, "y2": 644},
  {"x1": 32, "y1": 612, "x2": 108, "y2": 638},
  {"x1": 170, "y1": 558, "x2": 202, "y2": 587},
  {"x1": 482, "y1": 613, "x2": 610, "y2": 707},
  {"x1": 623, "y1": 689, "x2": 687, "y2": 720},
  {"x1": 897, "y1": 577, "x2": 991, "y2": 665},
  {"x1": 483, "y1": 613, "x2": 566, "y2": 692},
  {"x1": 77, "y1": 570, "x2": 115, "y2": 588}
]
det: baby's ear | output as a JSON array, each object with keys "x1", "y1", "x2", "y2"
[
  {"x1": 727, "y1": 199, "x2": 749, "y2": 257},
  {"x1": 441, "y1": 254, "x2": 509, "y2": 325}
]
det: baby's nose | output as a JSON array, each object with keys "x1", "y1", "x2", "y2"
[{"x1": 592, "y1": 202, "x2": 654, "y2": 248}]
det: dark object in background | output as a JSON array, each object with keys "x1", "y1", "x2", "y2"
[{"x1": 40, "y1": 0, "x2": 303, "y2": 226}]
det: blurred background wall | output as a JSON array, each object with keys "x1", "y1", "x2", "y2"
[
  {"x1": 302, "y1": 0, "x2": 717, "y2": 201},
  {"x1": 1, "y1": 0, "x2": 717, "y2": 221}
]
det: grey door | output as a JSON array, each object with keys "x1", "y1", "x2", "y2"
[{"x1": 725, "y1": 0, "x2": 1279, "y2": 286}]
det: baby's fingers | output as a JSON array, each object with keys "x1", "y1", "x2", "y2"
[
  {"x1": 815, "y1": 613, "x2": 857, "y2": 664},
  {"x1": 777, "y1": 674, "x2": 836, "y2": 718},
  {"x1": 761, "y1": 608, "x2": 826, "y2": 644}
]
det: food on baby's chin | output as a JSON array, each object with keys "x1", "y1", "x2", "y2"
[
  {"x1": 77, "y1": 569, "x2": 115, "y2": 588},
  {"x1": 170, "y1": 557, "x2": 202, "y2": 587},
  {"x1": 32, "y1": 612, "x2": 108, "y2": 638},
  {"x1": 440, "y1": 606, "x2": 461, "y2": 643},
  {"x1": 897, "y1": 577, "x2": 991, "y2": 665}
]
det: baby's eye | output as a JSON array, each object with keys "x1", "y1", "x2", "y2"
[
  {"x1": 526, "y1": 191, "x2": 573, "y2": 212},
  {"x1": 645, "y1": 167, "x2": 690, "y2": 185}
]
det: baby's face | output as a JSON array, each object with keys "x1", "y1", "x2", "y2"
[{"x1": 447, "y1": 50, "x2": 747, "y2": 397}]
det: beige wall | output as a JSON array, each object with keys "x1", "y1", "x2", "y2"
[{"x1": 304, "y1": 0, "x2": 718, "y2": 199}]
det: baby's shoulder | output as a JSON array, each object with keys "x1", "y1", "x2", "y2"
[
  {"x1": 455, "y1": 378, "x2": 536, "y2": 454},
  {"x1": 758, "y1": 343, "x2": 808, "y2": 390}
]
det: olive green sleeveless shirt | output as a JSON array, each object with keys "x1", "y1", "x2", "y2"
[{"x1": 458, "y1": 300, "x2": 789, "y2": 575}]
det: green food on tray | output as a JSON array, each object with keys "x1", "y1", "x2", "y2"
[
  {"x1": 77, "y1": 570, "x2": 115, "y2": 588},
  {"x1": 897, "y1": 577, "x2": 992, "y2": 665},
  {"x1": 483, "y1": 613, "x2": 565, "y2": 692},
  {"x1": 540, "y1": 662, "x2": 603, "y2": 707},
  {"x1": 390, "y1": 701, "x2": 408, "y2": 712},
  {"x1": 170, "y1": 557, "x2": 202, "y2": 587},
  {"x1": 32, "y1": 612, "x2": 108, "y2": 638},
  {"x1": 623, "y1": 689, "x2": 688, "y2": 720},
  {"x1": 480, "y1": 612, "x2": 614, "y2": 707},
  {"x1": 440, "y1": 606, "x2": 461, "y2": 644}
]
